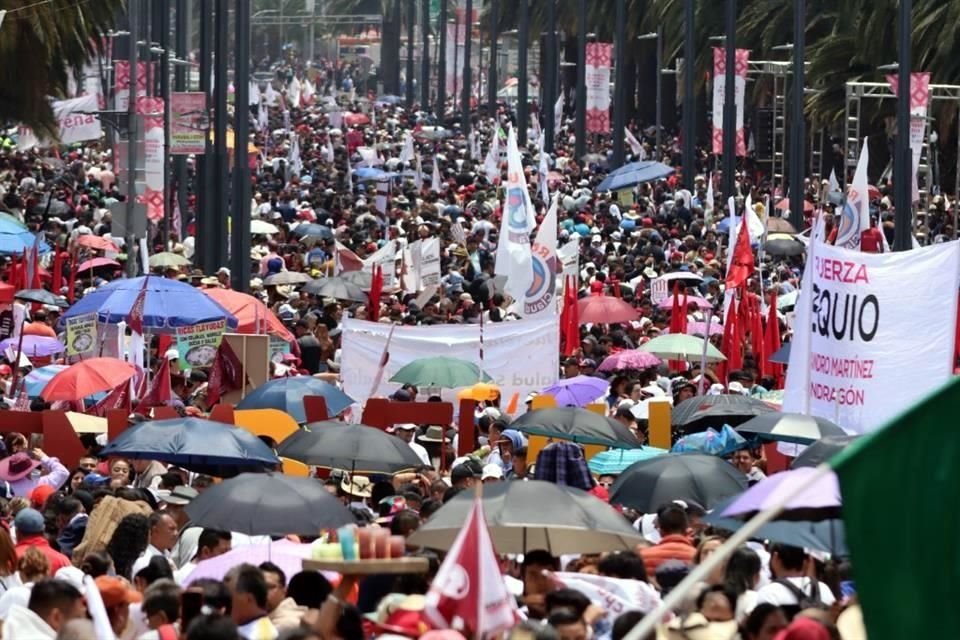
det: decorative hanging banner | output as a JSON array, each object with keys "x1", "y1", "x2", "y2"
[
  {"x1": 886, "y1": 72, "x2": 930, "y2": 203},
  {"x1": 782, "y1": 240, "x2": 960, "y2": 435},
  {"x1": 137, "y1": 96, "x2": 166, "y2": 222},
  {"x1": 175, "y1": 320, "x2": 227, "y2": 370},
  {"x1": 65, "y1": 313, "x2": 98, "y2": 357},
  {"x1": 712, "y1": 48, "x2": 749, "y2": 157},
  {"x1": 114, "y1": 61, "x2": 153, "y2": 112},
  {"x1": 585, "y1": 43, "x2": 613, "y2": 133},
  {"x1": 170, "y1": 92, "x2": 207, "y2": 155}
]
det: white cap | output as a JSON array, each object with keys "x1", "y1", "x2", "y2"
[
  {"x1": 481, "y1": 464, "x2": 503, "y2": 480},
  {"x1": 395, "y1": 423, "x2": 418, "y2": 431}
]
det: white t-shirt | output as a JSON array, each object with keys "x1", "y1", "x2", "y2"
[
  {"x1": 756, "y1": 576, "x2": 836, "y2": 608},
  {"x1": 408, "y1": 441, "x2": 431, "y2": 466},
  {"x1": 0, "y1": 582, "x2": 32, "y2": 619}
]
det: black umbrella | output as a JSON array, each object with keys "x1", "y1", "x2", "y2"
[
  {"x1": 339, "y1": 270, "x2": 373, "y2": 290},
  {"x1": 292, "y1": 223, "x2": 334, "y2": 241},
  {"x1": 408, "y1": 480, "x2": 644, "y2": 554},
  {"x1": 671, "y1": 395, "x2": 778, "y2": 434},
  {"x1": 769, "y1": 342, "x2": 791, "y2": 364},
  {"x1": 184, "y1": 472, "x2": 355, "y2": 536},
  {"x1": 790, "y1": 435, "x2": 860, "y2": 469},
  {"x1": 511, "y1": 407, "x2": 642, "y2": 449},
  {"x1": 609, "y1": 453, "x2": 748, "y2": 512},
  {"x1": 703, "y1": 498, "x2": 847, "y2": 556},
  {"x1": 15, "y1": 289, "x2": 66, "y2": 307},
  {"x1": 764, "y1": 237, "x2": 806, "y2": 257},
  {"x1": 736, "y1": 413, "x2": 848, "y2": 445},
  {"x1": 302, "y1": 277, "x2": 368, "y2": 302},
  {"x1": 277, "y1": 422, "x2": 424, "y2": 473}
]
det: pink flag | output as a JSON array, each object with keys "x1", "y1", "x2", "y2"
[{"x1": 424, "y1": 496, "x2": 518, "y2": 635}]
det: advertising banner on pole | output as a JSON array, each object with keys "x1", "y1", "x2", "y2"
[
  {"x1": 711, "y1": 48, "x2": 749, "y2": 156},
  {"x1": 886, "y1": 72, "x2": 930, "y2": 202},
  {"x1": 171, "y1": 92, "x2": 207, "y2": 155},
  {"x1": 782, "y1": 240, "x2": 960, "y2": 434},
  {"x1": 114, "y1": 61, "x2": 153, "y2": 112},
  {"x1": 585, "y1": 43, "x2": 613, "y2": 133},
  {"x1": 137, "y1": 97, "x2": 165, "y2": 222}
]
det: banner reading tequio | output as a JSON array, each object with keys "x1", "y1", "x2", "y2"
[
  {"x1": 585, "y1": 43, "x2": 613, "y2": 133},
  {"x1": 340, "y1": 317, "x2": 559, "y2": 414},
  {"x1": 176, "y1": 320, "x2": 227, "y2": 370},
  {"x1": 712, "y1": 48, "x2": 749, "y2": 156},
  {"x1": 783, "y1": 240, "x2": 960, "y2": 434}
]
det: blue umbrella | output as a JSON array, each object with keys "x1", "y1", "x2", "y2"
[
  {"x1": 235, "y1": 377, "x2": 354, "y2": 423},
  {"x1": 61, "y1": 275, "x2": 238, "y2": 333},
  {"x1": 595, "y1": 161, "x2": 674, "y2": 192},
  {"x1": 99, "y1": 417, "x2": 280, "y2": 477},
  {"x1": 587, "y1": 446, "x2": 669, "y2": 475},
  {"x1": 354, "y1": 167, "x2": 395, "y2": 182},
  {"x1": 375, "y1": 94, "x2": 403, "y2": 105},
  {"x1": 23, "y1": 364, "x2": 107, "y2": 402},
  {"x1": 0, "y1": 232, "x2": 51, "y2": 255},
  {"x1": 672, "y1": 425, "x2": 748, "y2": 457}
]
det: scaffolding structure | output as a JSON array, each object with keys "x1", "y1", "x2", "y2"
[{"x1": 844, "y1": 81, "x2": 960, "y2": 206}]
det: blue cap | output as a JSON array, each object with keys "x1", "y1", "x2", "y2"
[
  {"x1": 14, "y1": 508, "x2": 44, "y2": 535},
  {"x1": 82, "y1": 472, "x2": 111, "y2": 487}
]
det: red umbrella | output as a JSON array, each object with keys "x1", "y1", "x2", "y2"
[
  {"x1": 77, "y1": 257, "x2": 121, "y2": 272},
  {"x1": 344, "y1": 112, "x2": 370, "y2": 127},
  {"x1": 577, "y1": 296, "x2": 639, "y2": 325},
  {"x1": 75, "y1": 235, "x2": 120, "y2": 252},
  {"x1": 775, "y1": 198, "x2": 814, "y2": 213},
  {"x1": 41, "y1": 358, "x2": 139, "y2": 402}
]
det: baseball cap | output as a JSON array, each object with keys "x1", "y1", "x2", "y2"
[
  {"x1": 451, "y1": 459, "x2": 484, "y2": 484},
  {"x1": 96, "y1": 576, "x2": 143, "y2": 608},
  {"x1": 14, "y1": 508, "x2": 45, "y2": 535},
  {"x1": 481, "y1": 464, "x2": 503, "y2": 481}
]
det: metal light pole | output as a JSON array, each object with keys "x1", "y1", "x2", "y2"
[
  {"x1": 894, "y1": 0, "x2": 912, "y2": 251},
  {"x1": 212, "y1": 0, "x2": 228, "y2": 270},
  {"x1": 461, "y1": 0, "x2": 473, "y2": 133},
  {"x1": 638, "y1": 31, "x2": 662, "y2": 160},
  {"x1": 421, "y1": 0, "x2": 430, "y2": 109},
  {"x1": 157, "y1": 0, "x2": 171, "y2": 247},
  {"x1": 232, "y1": 0, "x2": 251, "y2": 291},
  {"x1": 197, "y1": 0, "x2": 214, "y2": 274},
  {"x1": 682, "y1": 0, "x2": 695, "y2": 189},
  {"x1": 612, "y1": 0, "x2": 626, "y2": 167},
  {"x1": 788, "y1": 0, "x2": 806, "y2": 231},
  {"x1": 125, "y1": 0, "x2": 141, "y2": 278},
  {"x1": 544, "y1": 0, "x2": 556, "y2": 152},
  {"x1": 406, "y1": 0, "x2": 416, "y2": 109},
  {"x1": 437, "y1": 0, "x2": 446, "y2": 118},
  {"x1": 487, "y1": 0, "x2": 498, "y2": 114},
  {"x1": 173, "y1": 0, "x2": 188, "y2": 242},
  {"x1": 722, "y1": 0, "x2": 736, "y2": 198},
  {"x1": 517, "y1": 0, "x2": 529, "y2": 145},
  {"x1": 574, "y1": 0, "x2": 587, "y2": 162}
]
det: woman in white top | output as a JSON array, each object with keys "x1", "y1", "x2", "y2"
[
  {"x1": 0, "y1": 526, "x2": 18, "y2": 596},
  {"x1": 723, "y1": 545, "x2": 763, "y2": 622},
  {"x1": 0, "y1": 546, "x2": 50, "y2": 633}
]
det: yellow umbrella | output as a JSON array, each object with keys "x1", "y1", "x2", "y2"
[{"x1": 457, "y1": 382, "x2": 501, "y2": 402}]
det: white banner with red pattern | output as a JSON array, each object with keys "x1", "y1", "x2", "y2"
[
  {"x1": 585, "y1": 43, "x2": 613, "y2": 133},
  {"x1": 712, "y1": 48, "x2": 749, "y2": 156},
  {"x1": 114, "y1": 61, "x2": 154, "y2": 112},
  {"x1": 137, "y1": 97, "x2": 165, "y2": 222},
  {"x1": 886, "y1": 72, "x2": 930, "y2": 202}
]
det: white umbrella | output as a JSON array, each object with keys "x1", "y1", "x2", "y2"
[{"x1": 251, "y1": 220, "x2": 280, "y2": 235}]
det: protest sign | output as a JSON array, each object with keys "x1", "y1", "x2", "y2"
[
  {"x1": 176, "y1": 320, "x2": 227, "y2": 370},
  {"x1": 340, "y1": 317, "x2": 559, "y2": 413},
  {"x1": 66, "y1": 313, "x2": 98, "y2": 357},
  {"x1": 783, "y1": 241, "x2": 960, "y2": 434}
]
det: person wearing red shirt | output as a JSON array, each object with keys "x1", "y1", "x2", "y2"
[
  {"x1": 13, "y1": 508, "x2": 70, "y2": 575},
  {"x1": 860, "y1": 217, "x2": 885, "y2": 253},
  {"x1": 639, "y1": 503, "x2": 697, "y2": 575}
]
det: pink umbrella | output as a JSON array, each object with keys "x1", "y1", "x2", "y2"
[
  {"x1": 578, "y1": 296, "x2": 639, "y2": 324},
  {"x1": 656, "y1": 294, "x2": 713, "y2": 311},
  {"x1": 77, "y1": 257, "x2": 120, "y2": 272},
  {"x1": 597, "y1": 349, "x2": 662, "y2": 372},
  {"x1": 183, "y1": 540, "x2": 338, "y2": 585},
  {"x1": 663, "y1": 321, "x2": 723, "y2": 337}
]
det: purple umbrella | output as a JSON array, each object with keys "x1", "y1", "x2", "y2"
[
  {"x1": 597, "y1": 349, "x2": 662, "y2": 372},
  {"x1": 0, "y1": 335, "x2": 66, "y2": 358},
  {"x1": 182, "y1": 540, "x2": 338, "y2": 585},
  {"x1": 656, "y1": 294, "x2": 714, "y2": 311},
  {"x1": 719, "y1": 467, "x2": 841, "y2": 521},
  {"x1": 541, "y1": 375, "x2": 610, "y2": 407}
]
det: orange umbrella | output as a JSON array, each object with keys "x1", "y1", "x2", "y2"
[
  {"x1": 203, "y1": 288, "x2": 294, "y2": 343},
  {"x1": 40, "y1": 357, "x2": 138, "y2": 402},
  {"x1": 75, "y1": 235, "x2": 120, "y2": 252}
]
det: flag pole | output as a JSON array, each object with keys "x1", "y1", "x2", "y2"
[
  {"x1": 696, "y1": 311, "x2": 712, "y2": 396},
  {"x1": 621, "y1": 462, "x2": 835, "y2": 640}
]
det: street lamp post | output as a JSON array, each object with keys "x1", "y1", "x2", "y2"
[
  {"x1": 682, "y1": 0, "x2": 695, "y2": 189},
  {"x1": 461, "y1": 0, "x2": 473, "y2": 133},
  {"x1": 232, "y1": 0, "x2": 251, "y2": 292},
  {"x1": 638, "y1": 31, "x2": 662, "y2": 160},
  {"x1": 173, "y1": 0, "x2": 188, "y2": 242},
  {"x1": 612, "y1": 0, "x2": 626, "y2": 167},
  {"x1": 406, "y1": 0, "x2": 415, "y2": 109},
  {"x1": 517, "y1": 0, "x2": 529, "y2": 145},
  {"x1": 437, "y1": 0, "x2": 446, "y2": 118},
  {"x1": 789, "y1": 1, "x2": 806, "y2": 232},
  {"x1": 421, "y1": 0, "x2": 430, "y2": 109},
  {"x1": 544, "y1": 0, "x2": 556, "y2": 152},
  {"x1": 894, "y1": 0, "x2": 912, "y2": 251},
  {"x1": 197, "y1": 0, "x2": 213, "y2": 274},
  {"x1": 574, "y1": 0, "x2": 587, "y2": 162},
  {"x1": 488, "y1": 0, "x2": 498, "y2": 114},
  {"x1": 722, "y1": 0, "x2": 736, "y2": 198}
]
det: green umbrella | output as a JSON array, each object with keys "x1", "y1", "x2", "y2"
[
  {"x1": 389, "y1": 356, "x2": 492, "y2": 388},
  {"x1": 148, "y1": 251, "x2": 192, "y2": 268},
  {"x1": 639, "y1": 333, "x2": 726, "y2": 362}
]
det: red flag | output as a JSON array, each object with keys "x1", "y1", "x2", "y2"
[
  {"x1": 207, "y1": 339, "x2": 243, "y2": 406},
  {"x1": 764, "y1": 291, "x2": 784, "y2": 387},
  {"x1": 560, "y1": 276, "x2": 580, "y2": 356},
  {"x1": 749, "y1": 294, "x2": 765, "y2": 376},
  {"x1": 90, "y1": 381, "x2": 131, "y2": 417},
  {"x1": 718, "y1": 298, "x2": 741, "y2": 384},
  {"x1": 334, "y1": 241, "x2": 364, "y2": 273},
  {"x1": 725, "y1": 218, "x2": 755, "y2": 290},
  {"x1": 126, "y1": 277, "x2": 149, "y2": 335},
  {"x1": 67, "y1": 250, "x2": 78, "y2": 303},
  {"x1": 424, "y1": 496, "x2": 519, "y2": 635},
  {"x1": 668, "y1": 283, "x2": 685, "y2": 373},
  {"x1": 368, "y1": 265, "x2": 383, "y2": 322},
  {"x1": 18, "y1": 251, "x2": 28, "y2": 290},
  {"x1": 134, "y1": 357, "x2": 173, "y2": 415},
  {"x1": 8, "y1": 257, "x2": 18, "y2": 290},
  {"x1": 51, "y1": 251, "x2": 64, "y2": 297},
  {"x1": 29, "y1": 237, "x2": 41, "y2": 291}
]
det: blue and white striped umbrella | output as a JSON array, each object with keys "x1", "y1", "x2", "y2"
[
  {"x1": 24, "y1": 364, "x2": 106, "y2": 402},
  {"x1": 587, "y1": 446, "x2": 669, "y2": 476}
]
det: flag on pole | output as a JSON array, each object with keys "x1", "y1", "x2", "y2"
[
  {"x1": 537, "y1": 132, "x2": 549, "y2": 204},
  {"x1": 257, "y1": 101, "x2": 268, "y2": 132},
  {"x1": 399, "y1": 131, "x2": 415, "y2": 165},
  {"x1": 705, "y1": 173, "x2": 715, "y2": 223},
  {"x1": 554, "y1": 93, "x2": 564, "y2": 133},
  {"x1": 368, "y1": 324, "x2": 396, "y2": 398},
  {"x1": 836, "y1": 137, "x2": 870, "y2": 249},
  {"x1": 287, "y1": 135, "x2": 302, "y2": 179},
  {"x1": 431, "y1": 156, "x2": 442, "y2": 193},
  {"x1": 625, "y1": 127, "x2": 644, "y2": 158},
  {"x1": 134, "y1": 356, "x2": 173, "y2": 415},
  {"x1": 126, "y1": 277, "x2": 149, "y2": 336},
  {"x1": 414, "y1": 153, "x2": 424, "y2": 190},
  {"x1": 828, "y1": 168, "x2": 840, "y2": 194},
  {"x1": 494, "y1": 126, "x2": 536, "y2": 308},
  {"x1": 531, "y1": 112, "x2": 542, "y2": 141},
  {"x1": 830, "y1": 377, "x2": 960, "y2": 640},
  {"x1": 524, "y1": 193, "x2": 559, "y2": 318},
  {"x1": 424, "y1": 495, "x2": 519, "y2": 635},
  {"x1": 484, "y1": 130, "x2": 500, "y2": 183}
]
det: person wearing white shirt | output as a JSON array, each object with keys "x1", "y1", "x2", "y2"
[
  {"x1": 755, "y1": 544, "x2": 835, "y2": 611},
  {"x1": 391, "y1": 423, "x2": 431, "y2": 466},
  {"x1": 174, "y1": 529, "x2": 232, "y2": 585},
  {"x1": 131, "y1": 513, "x2": 179, "y2": 579}
]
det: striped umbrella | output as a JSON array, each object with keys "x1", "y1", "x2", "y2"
[{"x1": 587, "y1": 447, "x2": 669, "y2": 476}]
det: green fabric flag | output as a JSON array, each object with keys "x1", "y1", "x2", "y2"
[{"x1": 832, "y1": 376, "x2": 960, "y2": 640}]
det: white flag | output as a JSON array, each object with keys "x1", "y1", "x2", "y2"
[
  {"x1": 287, "y1": 77, "x2": 301, "y2": 107},
  {"x1": 399, "y1": 131, "x2": 415, "y2": 165},
  {"x1": 484, "y1": 129, "x2": 501, "y2": 183},
  {"x1": 554, "y1": 93, "x2": 564, "y2": 133},
  {"x1": 524, "y1": 193, "x2": 559, "y2": 317},
  {"x1": 836, "y1": 137, "x2": 870, "y2": 250},
  {"x1": 322, "y1": 141, "x2": 334, "y2": 163},
  {"x1": 257, "y1": 101, "x2": 268, "y2": 132},
  {"x1": 302, "y1": 78, "x2": 315, "y2": 106},
  {"x1": 431, "y1": 156, "x2": 442, "y2": 193},
  {"x1": 287, "y1": 135, "x2": 302, "y2": 178},
  {"x1": 494, "y1": 126, "x2": 536, "y2": 306},
  {"x1": 451, "y1": 222, "x2": 468, "y2": 247},
  {"x1": 828, "y1": 168, "x2": 840, "y2": 194},
  {"x1": 531, "y1": 112, "x2": 542, "y2": 142},
  {"x1": 538, "y1": 132, "x2": 549, "y2": 204},
  {"x1": 414, "y1": 153, "x2": 424, "y2": 190},
  {"x1": 705, "y1": 173, "x2": 715, "y2": 219},
  {"x1": 625, "y1": 127, "x2": 643, "y2": 158}
]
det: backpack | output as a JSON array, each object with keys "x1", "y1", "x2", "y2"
[{"x1": 775, "y1": 577, "x2": 826, "y2": 619}]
